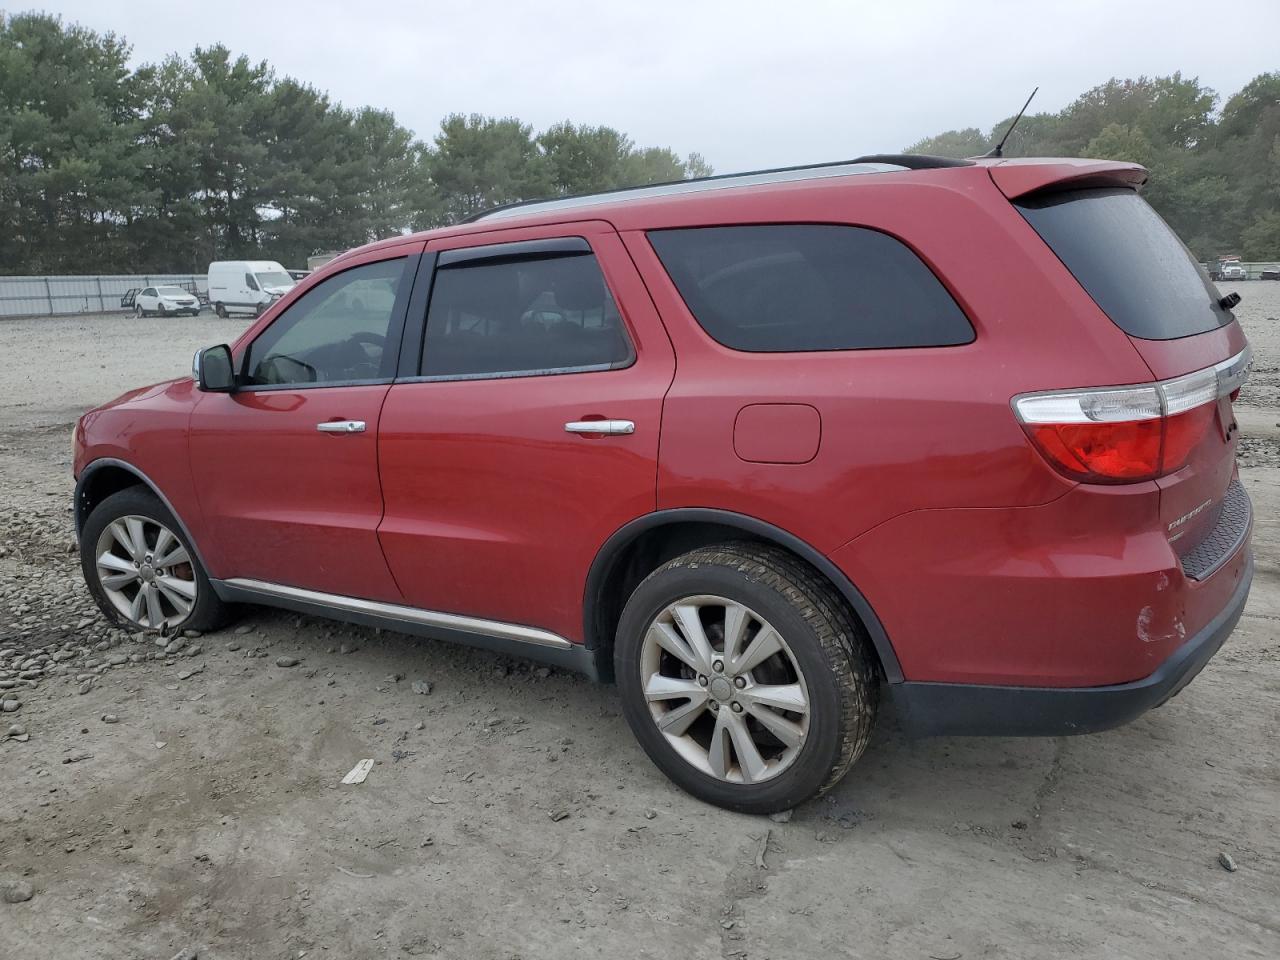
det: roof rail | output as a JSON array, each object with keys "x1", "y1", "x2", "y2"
[
  {"x1": 461, "y1": 154, "x2": 970, "y2": 224},
  {"x1": 851, "y1": 154, "x2": 975, "y2": 169}
]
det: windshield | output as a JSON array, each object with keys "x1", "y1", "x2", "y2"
[
  {"x1": 156, "y1": 286, "x2": 189, "y2": 297},
  {"x1": 1016, "y1": 187, "x2": 1233, "y2": 341},
  {"x1": 255, "y1": 271, "x2": 294, "y2": 288}
]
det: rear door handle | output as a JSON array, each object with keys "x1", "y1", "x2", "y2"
[
  {"x1": 564, "y1": 419, "x2": 635, "y2": 436},
  {"x1": 317, "y1": 420, "x2": 366, "y2": 434}
]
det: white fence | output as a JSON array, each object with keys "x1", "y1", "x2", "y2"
[{"x1": 0, "y1": 274, "x2": 208, "y2": 319}]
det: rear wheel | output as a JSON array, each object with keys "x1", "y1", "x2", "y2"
[
  {"x1": 135, "y1": 305, "x2": 145, "y2": 317},
  {"x1": 214, "y1": 302, "x2": 226, "y2": 318},
  {"x1": 80, "y1": 487, "x2": 228, "y2": 633},
  {"x1": 615, "y1": 543, "x2": 878, "y2": 814}
]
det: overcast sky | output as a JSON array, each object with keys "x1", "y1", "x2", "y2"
[{"x1": 46, "y1": 0, "x2": 1280, "y2": 171}]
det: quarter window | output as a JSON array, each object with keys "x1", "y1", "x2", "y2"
[
  {"x1": 648, "y1": 225, "x2": 974, "y2": 352},
  {"x1": 243, "y1": 257, "x2": 408, "y2": 387},
  {"x1": 421, "y1": 249, "x2": 634, "y2": 378}
]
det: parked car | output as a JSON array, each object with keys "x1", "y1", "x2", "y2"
[
  {"x1": 133, "y1": 285, "x2": 201, "y2": 317},
  {"x1": 208, "y1": 260, "x2": 296, "y2": 317},
  {"x1": 73, "y1": 155, "x2": 1253, "y2": 813},
  {"x1": 1260, "y1": 266, "x2": 1279, "y2": 281}
]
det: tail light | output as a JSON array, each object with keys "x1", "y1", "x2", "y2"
[{"x1": 1013, "y1": 347, "x2": 1251, "y2": 484}]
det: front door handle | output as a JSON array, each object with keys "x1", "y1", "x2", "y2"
[
  {"x1": 564, "y1": 419, "x2": 635, "y2": 436},
  {"x1": 317, "y1": 420, "x2": 366, "y2": 434}
]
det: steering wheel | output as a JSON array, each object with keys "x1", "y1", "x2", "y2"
[{"x1": 347, "y1": 331, "x2": 386, "y2": 348}]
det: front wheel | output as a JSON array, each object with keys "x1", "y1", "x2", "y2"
[
  {"x1": 615, "y1": 543, "x2": 879, "y2": 814},
  {"x1": 80, "y1": 486, "x2": 228, "y2": 633}
]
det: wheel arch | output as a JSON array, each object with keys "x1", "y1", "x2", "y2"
[
  {"x1": 75, "y1": 458, "x2": 213, "y2": 575},
  {"x1": 583, "y1": 509, "x2": 903, "y2": 684}
]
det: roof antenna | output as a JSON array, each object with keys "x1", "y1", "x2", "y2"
[{"x1": 982, "y1": 86, "x2": 1038, "y2": 158}]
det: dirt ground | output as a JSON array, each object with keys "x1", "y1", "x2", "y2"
[{"x1": 1, "y1": 285, "x2": 1278, "y2": 960}]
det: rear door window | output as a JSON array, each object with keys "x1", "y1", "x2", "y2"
[
  {"x1": 1015, "y1": 187, "x2": 1233, "y2": 341},
  {"x1": 647, "y1": 224, "x2": 973, "y2": 352},
  {"x1": 420, "y1": 247, "x2": 634, "y2": 378}
]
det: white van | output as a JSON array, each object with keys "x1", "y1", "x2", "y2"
[{"x1": 207, "y1": 260, "x2": 296, "y2": 317}]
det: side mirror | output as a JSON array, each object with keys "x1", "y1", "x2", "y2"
[{"x1": 193, "y1": 344, "x2": 236, "y2": 392}]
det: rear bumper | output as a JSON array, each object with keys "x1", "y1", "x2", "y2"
[{"x1": 891, "y1": 552, "x2": 1252, "y2": 737}]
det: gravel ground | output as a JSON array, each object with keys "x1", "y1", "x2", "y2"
[{"x1": 1, "y1": 285, "x2": 1279, "y2": 959}]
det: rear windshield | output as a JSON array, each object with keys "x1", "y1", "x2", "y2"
[
  {"x1": 1015, "y1": 188, "x2": 1233, "y2": 341},
  {"x1": 648, "y1": 224, "x2": 973, "y2": 352}
]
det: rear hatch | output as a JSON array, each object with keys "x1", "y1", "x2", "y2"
[{"x1": 997, "y1": 168, "x2": 1250, "y2": 573}]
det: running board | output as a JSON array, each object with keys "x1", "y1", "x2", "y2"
[{"x1": 212, "y1": 577, "x2": 600, "y2": 679}]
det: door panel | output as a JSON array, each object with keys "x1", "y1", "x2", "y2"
[
  {"x1": 190, "y1": 385, "x2": 401, "y2": 600},
  {"x1": 187, "y1": 245, "x2": 424, "y2": 601},
  {"x1": 377, "y1": 223, "x2": 675, "y2": 641}
]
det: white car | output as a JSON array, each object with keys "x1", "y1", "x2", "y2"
[{"x1": 135, "y1": 285, "x2": 201, "y2": 317}]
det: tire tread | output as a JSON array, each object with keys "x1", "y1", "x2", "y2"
[{"x1": 620, "y1": 541, "x2": 879, "y2": 809}]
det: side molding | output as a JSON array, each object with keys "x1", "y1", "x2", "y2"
[
  {"x1": 584, "y1": 509, "x2": 904, "y2": 683},
  {"x1": 214, "y1": 577, "x2": 601, "y2": 679}
]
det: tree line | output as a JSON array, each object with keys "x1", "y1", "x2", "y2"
[
  {"x1": 908, "y1": 72, "x2": 1280, "y2": 262},
  {"x1": 0, "y1": 13, "x2": 709, "y2": 274},
  {"x1": 2, "y1": 12, "x2": 1276, "y2": 276}
]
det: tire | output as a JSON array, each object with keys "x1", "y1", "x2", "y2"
[
  {"x1": 80, "y1": 486, "x2": 229, "y2": 634},
  {"x1": 215, "y1": 302, "x2": 226, "y2": 318},
  {"x1": 615, "y1": 543, "x2": 879, "y2": 814},
  {"x1": 135, "y1": 305, "x2": 145, "y2": 317}
]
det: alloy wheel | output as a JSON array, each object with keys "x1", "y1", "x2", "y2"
[
  {"x1": 639, "y1": 595, "x2": 810, "y2": 784},
  {"x1": 93, "y1": 515, "x2": 197, "y2": 629}
]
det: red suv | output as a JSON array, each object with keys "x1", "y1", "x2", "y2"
[{"x1": 73, "y1": 155, "x2": 1253, "y2": 813}]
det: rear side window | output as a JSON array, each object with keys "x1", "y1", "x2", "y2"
[
  {"x1": 421, "y1": 251, "x2": 633, "y2": 378},
  {"x1": 1015, "y1": 187, "x2": 1233, "y2": 341},
  {"x1": 647, "y1": 225, "x2": 973, "y2": 352}
]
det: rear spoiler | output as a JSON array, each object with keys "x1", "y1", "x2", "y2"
[{"x1": 987, "y1": 158, "x2": 1148, "y2": 201}]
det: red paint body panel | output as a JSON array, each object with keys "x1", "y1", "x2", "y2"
[
  {"x1": 187, "y1": 384, "x2": 401, "y2": 600},
  {"x1": 831, "y1": 475, "x2": 1250, "y2": 686},
  {"x1": 375, "y1": 223, "x2": 675, "y2": 641},
  {"x1": 74, "y1": 377, "x2": 204, "y2": 547},
  {"x1": 1126, "y1": 322, "x2": 1248, "y2": 381}
]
